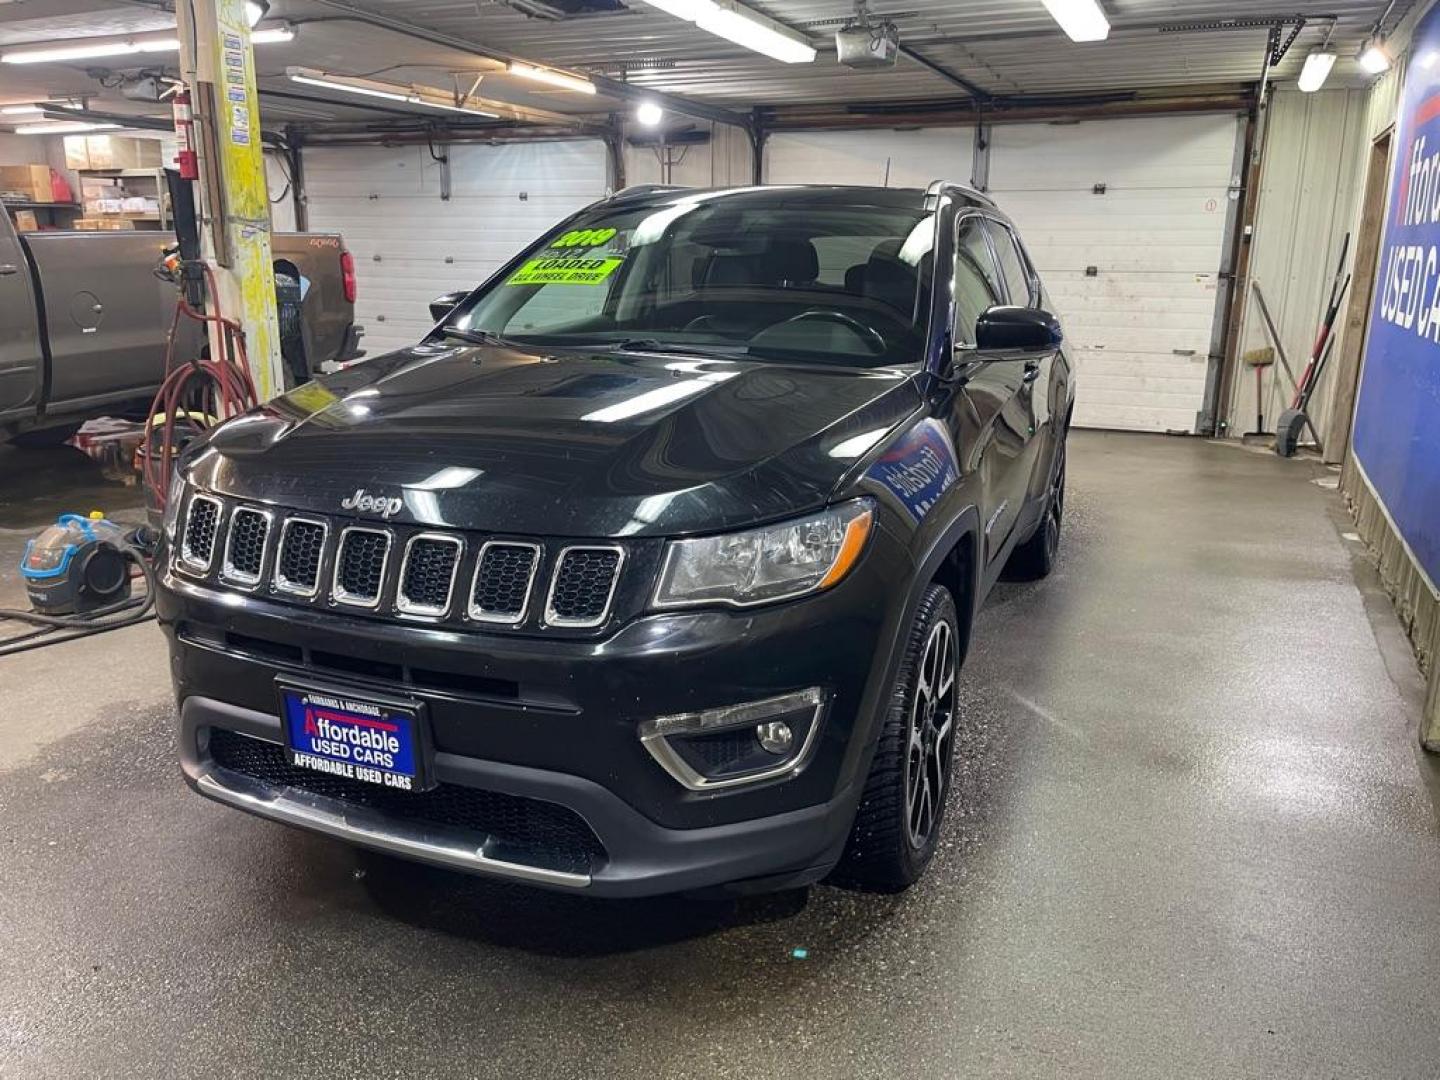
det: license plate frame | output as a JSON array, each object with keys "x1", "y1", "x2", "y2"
[{"x1": 277, "y1": 680, "x2": 434, "y2": 793}]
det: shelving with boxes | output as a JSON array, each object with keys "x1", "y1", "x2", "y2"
[
  {"x1": 0, "y1": 163, "x2": 79, "y2": 232},
  {"x1": 65, "y1": 134, "x2": 169, "y2": 230}
]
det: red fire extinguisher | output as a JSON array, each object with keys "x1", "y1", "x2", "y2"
[{"x1": 173, "y1": 89, "x2": 198, "y2": 181}]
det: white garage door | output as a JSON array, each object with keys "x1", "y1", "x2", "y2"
[
  {"x1": 767, "y1": 128, "x2": 975, "y2": 189},
  {"x1": 764, "y1": 116, "x2": 1239, "y2": 433},
  {"x1": 990, "y1": 115, "x2": 1239, "y2": 433},
  {"x1": 302, "y1": 140, "x2": 608, "y2": 355}
]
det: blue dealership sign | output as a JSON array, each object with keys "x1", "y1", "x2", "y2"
[{"x1": 1355, "y1": 4, "x2": 1440, "y2": 587}]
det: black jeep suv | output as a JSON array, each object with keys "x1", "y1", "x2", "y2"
[{"x1": 157, "y1": 181, "x2": 1074, "y2": 896}]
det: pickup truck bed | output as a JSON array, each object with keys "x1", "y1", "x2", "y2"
[{"x1": 0, "y1": 214, "x2": 361, "y2": 443}]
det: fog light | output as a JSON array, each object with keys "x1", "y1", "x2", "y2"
[
  {"x1": 756, "y1": 721, "x2": 793, "y2": 754},
  {"x1": 639, "y1": 688, "x2": 827, "y2": 790}
]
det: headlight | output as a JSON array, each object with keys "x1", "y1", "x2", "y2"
[{"x1": 654, "y1": 498, "x2": 874, "y2": 609}]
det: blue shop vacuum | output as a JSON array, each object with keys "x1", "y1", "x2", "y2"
[{"x1": 4, "y1": 512, "x2": 157, "y2": 656}]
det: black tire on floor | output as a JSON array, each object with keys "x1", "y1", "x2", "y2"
[
  {"x1": 1004, "y1": 431, "x2": 1067, "y2": 581},
  {"x1": 10, "y1": 422, "x2": 81, "y2": 449},
  {"x1": 831, "y1": 582, "x2": 961, "y2": 893}
]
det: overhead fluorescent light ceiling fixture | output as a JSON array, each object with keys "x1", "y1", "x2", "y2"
[
  {"x1": 1040, "y1": 0, "x2": 1110, "y2": 43},
  {"x1": 0, "y1": 104, "x2": 44, "y2": 114},
  {"x1": 1297, "y1": 48, "x2": 1337, "y2": 91},
  {"x1": 287, "y1": 68, "x2": 498, "y2": 117},
  {"x1": 637, "y1": 0, "x2": 816, "y2": 63},
  {"x1": 1358, "y1": 35, "x2": 1392, "y2": 74},
  {"x1": 245, "y1": 0, "x2": 270, "y2": 27},
  {"x1": 14, "y1": 121, "x2": 119, "y2": 135},
  {"x1": 1, "y1": 32, "x2": 179, "y2": 64},
  {"x1": 507, "y1": 61, "x2": 596, "y2": 94},
  {"x1": 1, "y1": 25, "x2": 292, "y2": 64}
]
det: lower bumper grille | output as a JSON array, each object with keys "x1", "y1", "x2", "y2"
[{"x1": 208, "y1": 728, "x2": 605, "y2": 875}]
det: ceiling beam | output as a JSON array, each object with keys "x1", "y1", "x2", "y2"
[
  {"x1": 299, "y1": 0, "x2": 753, "y2": 131},
  {"x1": 898, "y1": 44, "x2": 993, "y2": 103},
  {"x1": 761, "y1": 89, "x2": 1253, "y2": 131}
]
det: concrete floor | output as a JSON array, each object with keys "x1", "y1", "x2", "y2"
[{"x1": 2, "y1": 430, "x2": 1438, "y2": 1079}]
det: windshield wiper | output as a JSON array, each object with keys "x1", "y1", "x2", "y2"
[
  {"x1": 609, "y1": 338, "x2": 745, "y2": 358},
  {"x1": 441, "y1": 327, "x2": 508, "y2": 347}
]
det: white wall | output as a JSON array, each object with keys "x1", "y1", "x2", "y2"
[{"x1": 1231, "y1": 87, "x2": 1369, "y2": 440}]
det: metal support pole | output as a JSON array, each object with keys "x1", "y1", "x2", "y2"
[
  {"x1": 750, "y1": 109, "x2": 766, "y2": 186},
  {"x1": 176, "y1": 0, "x2": 285, "y2": 401},
  {"x1": 971, "y1": 121, "x2": 991, "y2": 193},
  {"x1": 287, "y1": 142, "x2": 308, "y2": 232}
]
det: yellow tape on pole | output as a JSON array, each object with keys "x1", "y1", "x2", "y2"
[
  {"x1": 214, "y1": 0, "x2": 282, "y2": 401},
  {"x1": 180, "y1": 0, "x2": 284, "y2": 403}
]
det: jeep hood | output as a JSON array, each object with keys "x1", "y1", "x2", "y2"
[{"x1": 187, "y1": 342, "x2": 923, "y2": 537}]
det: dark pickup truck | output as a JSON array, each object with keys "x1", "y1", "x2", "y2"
[{"x1": 0, "y1": 210, "x2": 363, "y2": 444}]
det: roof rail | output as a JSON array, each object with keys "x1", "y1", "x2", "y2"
[
  {"x1": 607, "y1": 184, "x2": 692, "y2": 201},
  {"x1": 924, "y1": 179, "x2": 994, "y2": 210}
]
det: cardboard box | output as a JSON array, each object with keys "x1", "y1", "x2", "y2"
[
  {"x1": 0, "y1": 164, "x2": 56, "y2": 202},
  {"x1": 64, "y1": 134, "x2": 163, "y2": 171},
  {"x1": 88, "y1": 135, "x2": 162, "y2": 170},
  {"x1": 74, "y1": 217, "x2": 136, "y2": 230},
  {"x1": 64, "y1": 136, "x2": 91, "y2": 170},
  {"x1": 12, "y1": 210, "x2": 39, "y2": 232}
]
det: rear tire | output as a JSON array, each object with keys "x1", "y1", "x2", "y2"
[
  {"x1": 831, "y1": 583, "x2": 960, "y2": 893},
  {"x1": 1004, "y1": 431, "x2": 1066, "y2": 581}
]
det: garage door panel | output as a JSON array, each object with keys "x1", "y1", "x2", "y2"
[
  {"x1": 303, "y1": 146, "x2": 433, "y2": 197},
  {"x1": 446, "y1": 141, "x2": 606, "y2": 197},
  {"x1": 989, "y1": 115, "x2": 1239, "y2": 191},
  {"x1": 299, "y1": 141, "x2": 607, "y2": 355},
  {"x1": 992, "y1": 114, "x2": 1238, "y2": 432},
  {"x1": 766, "y1": 128, "x2": 974, "y2": 189},
  {"x1": 1070, "y1": 348, "x2": 1211, "y2": 431}
]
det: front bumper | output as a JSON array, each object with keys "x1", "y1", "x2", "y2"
[
  {"x1": 181, "y1": 697, "x2": 855, "y2": 896},
  {"x1": 159, "y1": 523, "x2": 915, "y2": 895}
]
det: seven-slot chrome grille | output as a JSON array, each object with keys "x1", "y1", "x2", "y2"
[{"x1": 174, "y1": 492, "x2": 627, "y2": 631}]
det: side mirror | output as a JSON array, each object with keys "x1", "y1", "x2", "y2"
[
  {"x1": 429, "y1": 290, "x2": 471, "y2": 324},
  {"x1": 974, "y1": 305, "x2": 1063, "y2": 352}
]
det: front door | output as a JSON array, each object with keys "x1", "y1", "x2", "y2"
[{"x1": 945, "y1": 214, "x2": 1035, "y2": 569}]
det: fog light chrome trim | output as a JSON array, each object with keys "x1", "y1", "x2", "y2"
[{"x1": 639, "y1": 688, "x2": 827, "y2": 791}]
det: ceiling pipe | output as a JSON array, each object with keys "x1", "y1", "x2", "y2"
[
  {"x1": 297, "y1": 0, "x2": 753, "y2": 131},
  {"x1": 39, "y1": 103, "x2": 289, "y2": 147}
]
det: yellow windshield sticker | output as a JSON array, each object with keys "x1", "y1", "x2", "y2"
[
  {"x1": 551, "y1": 227, "x2": 618, "y2": 250},
  {"x1": 507, "y1": 255, "x2": 624, "y2": 286}
]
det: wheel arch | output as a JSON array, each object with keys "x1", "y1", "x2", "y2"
[{"x1": 911, "y1": 504, "x2": 982, "y2": 667}]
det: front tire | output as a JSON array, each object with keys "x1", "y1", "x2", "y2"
[{"x1": 831, "y1": 583, "x2": 960, "y2": 893}]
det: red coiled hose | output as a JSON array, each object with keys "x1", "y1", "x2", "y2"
[{"x1": 142, "y1": 264, "x2": 260, "y2": 512}]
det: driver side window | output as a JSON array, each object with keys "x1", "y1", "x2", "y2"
[{"x1": 953, "y1": 216, "x2": 1002, "y2": 348}]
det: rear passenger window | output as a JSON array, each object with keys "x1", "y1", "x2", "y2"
[
  {"x1": 987, "y1": 221, "x2": 1036, "y2": 307},
  {"x1": 953, "y1": 216, "x2": 1002, "y2": 347}
]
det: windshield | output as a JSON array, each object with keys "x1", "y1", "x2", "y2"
[{"x1": 446, "y1": 193, "x2": 936, "y2": 368}]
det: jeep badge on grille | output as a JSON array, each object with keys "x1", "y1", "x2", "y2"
[{"x1": 340, "y1": 488, "x2": 404, "y2": 518}]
